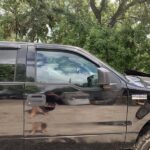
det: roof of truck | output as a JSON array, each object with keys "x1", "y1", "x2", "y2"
[
  {"x1": 0, "y1": 41, "x2": 81, "y2": 50},
  {"x1": 0, "y1": 41, "x2": 95, "y2": 60},
  {"x1": 0, "y1": 41, "x2": 98, "y2": 62}
]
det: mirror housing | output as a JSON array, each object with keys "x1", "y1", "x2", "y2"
[{"x1": 97, "y1": 67, "x2": 110, "y2": 86}]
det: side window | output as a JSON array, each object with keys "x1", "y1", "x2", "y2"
[
  {"x1": 0, "y1": 50, "x2": 17, "y2": 81},
  {"x1": 36, "y1": 51, "x2": 98, "y2": 87}
]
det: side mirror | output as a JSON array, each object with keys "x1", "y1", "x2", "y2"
[{"x1": 97, "y1": 67, "x2": 110, "y2": 86}]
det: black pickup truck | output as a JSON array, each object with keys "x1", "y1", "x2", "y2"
[{"x1": 0, "y1": 41, "x2": 150, "y2": 150}]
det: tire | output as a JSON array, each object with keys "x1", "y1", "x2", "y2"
[{"x1": 134, "y1": 131, "x2": 150, "y2": 150}]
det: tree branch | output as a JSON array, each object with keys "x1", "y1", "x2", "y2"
[
  {"x1": 89, "y1": 0, "x2": 107, "y2": 24},
  {"x1": 109, "y1": 0, "x2": 127, "y2": 27},
  {"x1": 99, "y1": 0, "x2": 107, "y2": 14},
  {"x1": 109, "y1": 0, "x2": 149, "y2": 27},
  {"x1": 89, "y1": 0, "x2": 101, "y2": 24}
]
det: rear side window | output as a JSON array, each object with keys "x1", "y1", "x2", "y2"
[{"x1": 0, "y1": 50, "x2": 17, "y2": 81}]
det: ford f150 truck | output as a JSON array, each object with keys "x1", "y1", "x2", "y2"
[{"x1": 0, "y1": 41, "x2": 150, "y2": 150}]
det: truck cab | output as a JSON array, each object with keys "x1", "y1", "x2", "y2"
[{"x1": 0, "y1": 41, "x2": 150, "y2": 150}]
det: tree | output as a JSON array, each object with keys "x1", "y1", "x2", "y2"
[
  {"x1": 89, "y1": 0, "x2": 150, "y2": 27},
  {"x1": 0, "y1": 0, "x2": 56, "y2": 42},
  {"x1": 0, "y1": 0, "x2": 149, "y2": 73}
]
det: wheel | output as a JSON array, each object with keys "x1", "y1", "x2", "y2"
[{"x1": 134, "y1": 131, "x2": 150, "y2": 150}]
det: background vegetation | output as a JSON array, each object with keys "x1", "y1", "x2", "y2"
[{"x1": 0, "y1": 0, "x2": 150, "y2": 73}]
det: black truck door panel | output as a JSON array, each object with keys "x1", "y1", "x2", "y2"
[{"x1": 24, "y1": 46, "x2": 127, "y2": 150}]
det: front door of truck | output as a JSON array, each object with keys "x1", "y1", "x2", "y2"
[
  {"x1": 24, "y1": 45, "x2": 127, "y2": 150},
  {"x1": 0, "y1": 45, "x2": 27, "y2": 150}
]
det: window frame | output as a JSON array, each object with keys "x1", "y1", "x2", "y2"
[{"x1": 35, "y1": 49, "x2": 100, "y2": 86}]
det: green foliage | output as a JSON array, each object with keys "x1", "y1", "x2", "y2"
[
  {"x1": 25, "y1": 85, "x2": 40, "y2": 93},
  {"x1": 0, "y1": 64, "x2": 15, "y2": 81},
  {"x1": 85, "y1": 24, "x2": 150, "y2": 73},
  {"x1": 51, "y1": 0, "x2": 93, "y2": 47},
  {"x1": 0, "y1": 0, "x2": 150, "y2": 73}
]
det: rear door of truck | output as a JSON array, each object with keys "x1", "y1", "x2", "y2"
[{"x1": 0, "y1": 43, "x2": 27, "y2": 150}]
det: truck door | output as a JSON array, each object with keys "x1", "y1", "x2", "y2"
[
  {"x1": 0, "y1": 45, "x2": 27, "y2": 150},
  {"x1": 24, "y1": 45, "x2": 127, "y2": 150}
]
